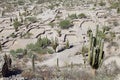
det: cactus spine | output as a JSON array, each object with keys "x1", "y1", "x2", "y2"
[{"x1": 88, "y1": 26, "x2": 105, "y2": 70}]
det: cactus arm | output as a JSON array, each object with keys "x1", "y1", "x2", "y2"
[
  {"x1": 95, "y1": 25, "x2": 99, "y2": 45},
  {"x1": 88, "y1": 33, "x2": 93, "y2": 65},
  {"x1": 93, "y1": 37, "x2": 96, "y2": 47},
  {"x1": 99, "y1": 39, "x2": 104, "y2": 65},
  {"x1": 90, "y1": 33, "x2": 93, "y2": 50},
  {"x1": 92, "y1": 48, "x2": 96, "y2": 67}
]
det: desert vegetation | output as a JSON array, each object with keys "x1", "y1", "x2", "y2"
[{"x1": 0, "y1": 0, "x2": 120, "y2": 80}]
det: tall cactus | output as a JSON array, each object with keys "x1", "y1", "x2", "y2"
[{"x1": 88, "y1": 25, "x2": 105, "y2": 73}]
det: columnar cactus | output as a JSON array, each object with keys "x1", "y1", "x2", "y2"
[{"x1": 88, "y1": 25, "x2": 105, "y2": 71}]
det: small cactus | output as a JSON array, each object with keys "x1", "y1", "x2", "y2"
[
  {"x1": 0, "y1": 42, "x2": 2, "y2": 51},
  {"x1": 51, "y1": 37, "x2": 58, "y2": 52},
  {"x1": 1, "y1": 10, "x2": 5, "y2": 17},
  {"x1": 32, "y1": 54, "x2": 35, "y2": 72},
  {"x1": 23, "y1": 49, "x2": 27, "y2": 55},
  {"x1": 66, "y1": 40, "x2": 70, "y2": 49},
  {"x1": 57, "y1": 58, "x2": 59, "y2": 68},
  {"x1": 10, "y1": 17, "x2": 12, "y2": 22},
  {"x1": 57, "y1": 58, "x2": 60, "y2": 71},
  {"x1": 56, "y1": 29, "x2": 61, "y2": 37}
]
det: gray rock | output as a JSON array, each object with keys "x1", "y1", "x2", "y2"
[{"x1": 56, "y1": 45, "x2": 66, "y2": 52}]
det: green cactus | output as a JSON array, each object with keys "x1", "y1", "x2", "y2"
[
  {"x1": 57, "y1": 58, "x2": 59, "y2": 68},
  {"x1": 88, "y1": 25, "x2": 105, "y2": 71},
  {"x1": 32, "y1": 54, "x2": 35, "y2": 72},
  {"x1": 66, "y1": 40, "x2": 70, "y2": 49},
  {"x1": 1, "y1": 10, "x2": 5, "y2": 17},
  {"x1": 23, "y1": 49, "x2": 27, "y2": 55},
  {"x1": 57, "y1": 58, "x2": 60, "y2": 71},
  {"x1": 51, "y1": 37, "x2": 58, "y2": 52}
]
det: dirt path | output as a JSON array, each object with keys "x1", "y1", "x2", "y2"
[{"x1": 36, "y1": 44, "x2": 84, "y2": 67}]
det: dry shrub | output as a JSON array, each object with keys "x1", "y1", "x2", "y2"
[
  {"x1": 53, "y1": 68, "x2": 92, "y2": 80},
  {"x1": 95, "y1": 61, "x2": 120, "y2": 80},
  {"x1": 21, "y1": 70, "x2": 35, "y2": 79}
]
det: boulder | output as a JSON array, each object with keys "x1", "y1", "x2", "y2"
[{"x1": 56, "y1": 45, "x2": 66, "y2": 52}]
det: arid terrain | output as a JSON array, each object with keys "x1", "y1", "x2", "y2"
[{"x1": 0, "y1": 0, "x2": 120, "y2": 80}]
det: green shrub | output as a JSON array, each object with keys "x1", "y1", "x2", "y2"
[
  {"x1": 47, "y1": 48, "x2": 54, "y2": 54},
  {"x1": 26, "y1": 37, "x2": 52, "y2": 54},
  {"x1": 68, "y1": 14, "x2": 78, "y2": 19},
  {"x1": 48, "y1": 4, "x2": 55, "y2": 10},
  {"x1": 16, "y1": 48, "x2": 24, "y2": 53},
  {"x1": 13, "y1": 21, "x2": 22, "y2": 32},
  {"x1": 36, "y1": 37, "x2": 51, "y2": 48},
  {"x1": 10, "y1": 50, "x2": 16, "y2": 57},
  {"x1": 117, "y1": 8, "x2": 120, "y2": 13},
  {"x1": 110, "y1": 2, "x2": 119, "y2": 9},
  {"x1": 37, "y1": 0, "x2": 44, "y2": 4},
  {"x1": 26, "y1": 43, "x2": 35, "y2": 50},
  {"x1": 27, "y1": 43, "x2": 51, "y2": 54},
  {"x1": 29, "y1": 0, "x2": 34, "y2": 3},
  {"x1": 55, "y1": 15, "x2": 60, "y2": 19},
  {"x1": 59, "y1": 20, "x2": 72, "y2": 29},
  {"x1": 27, "y1": 43, "x2": 41, "y2": 53},
  {"x1": 18, "y1": 0, "x2": 25, "y2": 5},
  {"x1": 99, "y1": 2, "x2": 106, "y2": 6},
  {"x1": 27, "y1": 43, "x2": 42, "y2": 53},
  {"x1": 110, "y1": 32, "x2": 116, "y2": 38},
  {"x1": 78, "y1": 13, "x2": 87, "y2": 19},
  {"x1": 113, "y1": 21, "x2": 119, "y2": 26},
  {"x1": 105, "y1": 31, "x2": 116, "y2": 42},
  {"x1": 102, "y1": 26, "x2": 111, "y2": 31},
  {"x1": 25, "y1": 17, "x2": 37, "y2": 23},
  {"x1": 10, "y1": 33, "x2": 17, "y2": 38},
  {"x1": 10, "y1": 48, "x2": 24, "y2": 57},
  {"x1": 49, "y1": 22, "x2": 55, "y2": 28},
  {"x1": 27, "y1": 51, "x2": 33, "y2": 58}
]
